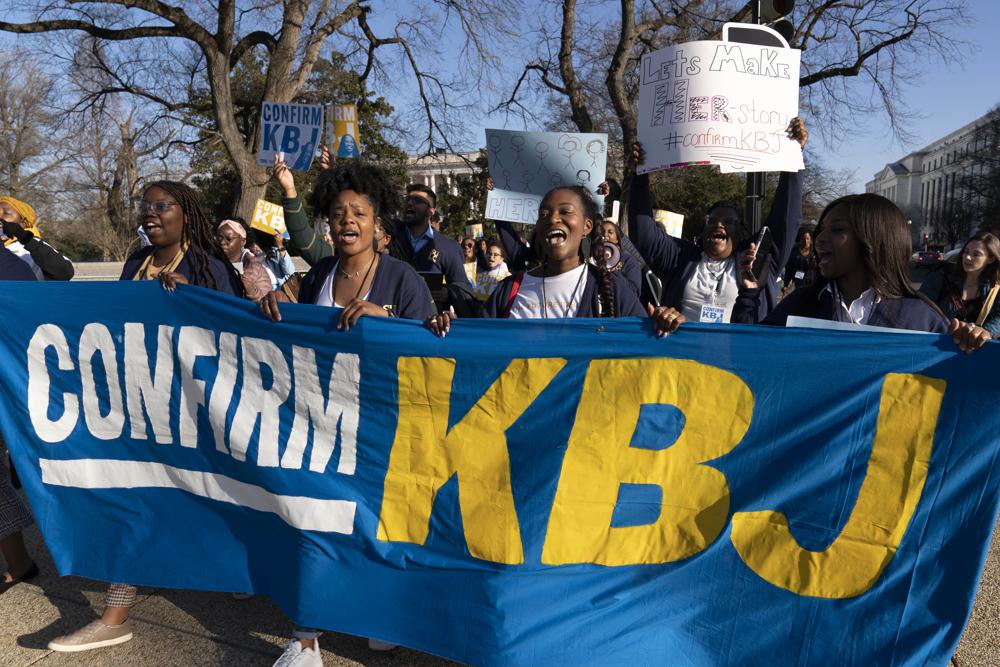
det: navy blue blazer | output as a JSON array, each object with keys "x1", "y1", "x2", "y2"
[
  {"x1": 628, "y1": 170, "x2": 802, "y2": 320},
  {"x1": 0, "y1": 245, "x2": 38, "y2": 281},
  {"x1": 483, "y1": 265, "x2": 647, "y2": 318},
  {"x1": 494, "y1": 219, "x2": 643, "y2": 295},
  {"x1": 298, "y1": 253, "x2": 436, "y2": 321},
  {"x1": 389, "y1": 221, "x2": 470, "y2": 288},
  {"x1": 734, "y1": 282, "x2": 949, "y2": 333},
  {"x1": 120, "y1": 246, "x2": 240, "y2": 295}
]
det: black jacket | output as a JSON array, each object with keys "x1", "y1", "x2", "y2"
[
  {"x1": 389, "y1": 221, "x2": 470, "y2": 288},
  {"x1": 628, "y1": 170, "x2": 803, "y2": 321}
]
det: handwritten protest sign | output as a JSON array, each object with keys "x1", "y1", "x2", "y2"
[
  {"x1": 257, "y1": 101, "x2": 323, "y2": 170},
  {"x1": 250, "y1": 199, "x2": 286, "y2": 235},
  {"x1": 327, "y1": 104, "x2": 361, "y2": 159},
  {"x1": 485, "y1": 129, "x2": 607, "y2": 225},
  {"x1": 637, "y1": 28, "x2": 803, "y2": 175}
]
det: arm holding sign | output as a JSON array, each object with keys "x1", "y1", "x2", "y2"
[
  {"x1": 273, "y1": 154, "x2": 332, "y2": 265},
  {"x1": 627, "y1": 145, "x2": 702, "y2": 286},
  {"x1": 487, "y1": 178, "x2": 533, "y2": 272},
  {"x1": 760, "y1": 118, "x2": 807, "y2": 301}
]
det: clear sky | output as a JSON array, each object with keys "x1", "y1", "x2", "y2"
[{"x1": 814, "y1": 3, "x2": 1000, "y2": 190}]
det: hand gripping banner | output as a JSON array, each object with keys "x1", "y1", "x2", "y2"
[{"x1": 0, "y1": 282, "x2": 997, "y2": 666}]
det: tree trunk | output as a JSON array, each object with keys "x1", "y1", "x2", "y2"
[{"x1": 234, "y1": 160, "x2": 270, "y2": 221}]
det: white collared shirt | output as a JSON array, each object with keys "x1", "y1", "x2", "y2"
[{"x1": 824, "y1": 282, "x2": 881, "y2": 325}]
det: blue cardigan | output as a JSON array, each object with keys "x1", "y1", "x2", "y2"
[
  {"x1": 483, "y1": 265, "x2": 647, "y2": 318},
  {"x1": 120, "y1": 246, "x2": 240, "y2": 295},
  {"x1": 0, "y1": 245, "x2": 39, "y2": 281},
  {"x1": 298, "y1": 253, "x2": 436, "y2": 321},
  {"x1": 734, "y1": 282, "x2": 949, "y2": 333},
  {"x1": 628, "y1": 170, "x2": 803, "y2": 320}
]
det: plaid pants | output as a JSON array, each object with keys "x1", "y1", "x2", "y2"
[
  {"x1": 0, "y1": 441, "x2": 32, "y2": 541},
  {"x1": 105, "y1": 583, "x2": 138, "y2": 609}
]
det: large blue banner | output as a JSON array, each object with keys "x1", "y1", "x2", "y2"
[{"x1": 0, "y1": 282, "x2": 998, "y2": 666}]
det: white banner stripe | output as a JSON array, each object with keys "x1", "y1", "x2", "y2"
[{"x1": 39, "y1": 458, "x2": 355, "y2": 534}]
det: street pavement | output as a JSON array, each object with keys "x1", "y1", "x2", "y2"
[
  {"x1": 1, "y1": 511, "x2": 997, "y2": 666},
  {"x1": 1, "y1": 520, "x2": 456, "y2": 666}
]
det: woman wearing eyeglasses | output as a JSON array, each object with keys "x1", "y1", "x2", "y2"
[
  {"x1": 47, "y1": 181, "x2": 243, "y2": 653},
  {"x1": 461, "y1": 236, "x2": 478, "y2": 286},
  {"x1": 920, "y1": 232, "x2": 1000, "y2": 337},
  {"x1": 216, "y1": 217, "x2": 276, "y2": 302},
  {"x1": 118, "y1": 182, "x2": 242, "y2": 294},
  {"x1": 473, "y1": 240, "x2": 511, "y2": 300}
]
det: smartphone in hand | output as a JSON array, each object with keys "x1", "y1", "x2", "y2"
[{"x1": 748, "y1": 226, "x2": 771, "y2": 283}]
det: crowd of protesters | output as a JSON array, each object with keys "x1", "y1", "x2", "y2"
[{"x1": 0, "y1": 112, "x2": 996, "y2": 666}]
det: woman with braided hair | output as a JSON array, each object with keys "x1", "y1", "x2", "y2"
[
  {"x1": 428, "y1": 185, "x2": 684, "y2": 336},
  {"x1": 47, "y1": 180, "x2": 242, "y2": 654},
  {"x1": 118, "y1": 180, "x2": 243, "y2": 295}
]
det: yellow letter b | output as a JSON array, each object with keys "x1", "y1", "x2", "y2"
[{"x1": 542, "y1": 359, "x2": 754, "y2": 566}]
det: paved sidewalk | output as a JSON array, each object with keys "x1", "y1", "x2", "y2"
[
  {"x1": 3, "y1": 516, "x2": 998, "y2": 666},
  {"x1": 0, "y1": 524, "x2": 455, "y2": 666}
]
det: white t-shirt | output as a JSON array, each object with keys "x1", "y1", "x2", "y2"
[
  {"x1": 315, "y1": 262, "x2": 371, "y2": 308},
  {"x1": 680, "y1": 255, "x2": 740, "y2": 323},
  {"x1": 508, "y1": 263, "x2": 587, "y2": 319}
]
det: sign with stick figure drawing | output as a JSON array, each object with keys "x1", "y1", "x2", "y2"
[{"x1": 485, "y1": 129, "x2": 608, "y2": 225}]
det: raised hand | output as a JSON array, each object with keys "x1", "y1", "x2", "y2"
[
  {"x1": 787, "y1": 117, "x2": 809, "y2": 148},
  {"x1": 272, "y1": 153, "x2": 297, "y2": 198}
]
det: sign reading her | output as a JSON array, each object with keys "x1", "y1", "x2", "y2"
[{"x1": 637, "y1": 29, "x2": 803, "y2": 174}]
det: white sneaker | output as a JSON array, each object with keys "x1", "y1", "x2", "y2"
[
  {"x1": 273, "y1": 638, "x2": 322, "y2": 667},
  {"x1": 368, "y1": 638, "x2": 398, "y2": 651}
]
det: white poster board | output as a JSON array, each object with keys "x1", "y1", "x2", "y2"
[
  {"x1": 257, "y1": 102, "x2": 324, "y2": 171},
  {"x1": 485, "y1": 129, "x2": 607, "y2": 225},
  {"x1": 637, "y1": 34, "x2": 803, "y2": 175}
]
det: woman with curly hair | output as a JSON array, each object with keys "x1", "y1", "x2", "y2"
[
  {"x1": 262, "y1": 158, "x2": 435, "y2": 331},
  {"x1": 261, "y1": 158, "x2": 434, "y2": 665}
]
